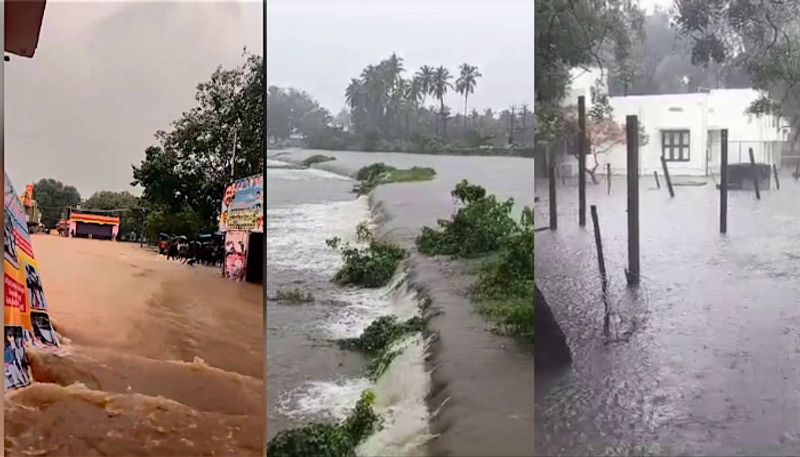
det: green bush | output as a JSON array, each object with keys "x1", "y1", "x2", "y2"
[
  {"x1": 338, "y1": 315, "x2": 424, "y2": 356},
  {"x1": 354, "y1": 163, "x2": 436, "y2": 195},
  {"x1": 266, "y1": 390, "x2": 379, "y2": 457},
  {"x1": 326, "y1": 237, "x2": 407, "y2": 288},
  {"x1": 416, "y1": 180, "x2": 517, "y2": 257}
]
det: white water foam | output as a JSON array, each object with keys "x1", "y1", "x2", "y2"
[
  {"x1": 278, "y1": 377, "x2": 373, "y2": 422},
  {"x1": 267, "y1": 197, "x2": 371, "y2": 274}
]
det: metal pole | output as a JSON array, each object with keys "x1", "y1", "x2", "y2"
[
  {"x1": 230, "y1": 129, "x2": 238, "y2": 181},
  {"x1": 591, "y1": 205, "x2": 610, "y2": 336},
  {"x1": 748, "y1": 147, "x2": 761, "y2": 200},
  {"x1": 773, "y1": 163, "x2": 780, "y2": 190},
  {"x1": 720, "y1": 129, "x2": 728, "y2": 234},
  {"x1": 626, "y1": 115, "x2": 640, "y2": 286},
  {"x1": 607, "y1": 163, "x2": 611, "y2": 195},
  {"x1": 549, "y1": 154, "x2": 557, "y2": 231},
  {"x1": 661, "y1": 156, "x2": 675, "y2": 198},
  {"x1": 578, "y1": 96, "x2": 587, "y2": 226}
]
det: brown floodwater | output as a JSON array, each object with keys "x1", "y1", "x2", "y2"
[{"x1": 4, "y1": 235, "x2": 264, "y2": 457}]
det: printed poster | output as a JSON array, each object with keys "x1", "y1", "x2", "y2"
[
  {"x1": 4, "y1": 172, "x2": 59, "y2": 391},
  {"x1": 219, "y1": 174, "x2": 263, "y2": 233}
]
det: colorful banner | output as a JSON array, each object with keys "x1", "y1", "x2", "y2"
[
  {"x1": 4, "y1": 172, "x2": 59, "y2": 391},
  {"x1": 219, "y1": 174, "x2": 263, "y2": 233},
  {"x1": 223, "y1": 230, "x2": 248, "y2": 281}
]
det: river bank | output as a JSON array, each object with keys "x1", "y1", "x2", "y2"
[{"x1": 270, "y1": 148, "x2": 534, "y2": 455}]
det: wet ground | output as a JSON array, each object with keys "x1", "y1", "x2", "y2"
[
  {"x1": 5, "y1": 235, "x2": 264, "y2": 457},
  {"x1": 535, "y1": 172, "x2": 800, "y2": 456},
  {"x1": 274, "y1": 149, "x2": 535, "y2": 456}
]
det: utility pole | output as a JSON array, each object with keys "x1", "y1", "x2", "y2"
[{"x1": 230, "y1": 129, "x2": 238, "y2": 182}]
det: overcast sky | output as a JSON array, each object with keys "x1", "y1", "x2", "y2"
[
  {"x1": 267, "y1": 0, "x2": 534, "y2": 117},
  {"x1": 6, "y1": 0, "x2": 262, "y2": 197}
]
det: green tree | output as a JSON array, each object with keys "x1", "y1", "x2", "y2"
[
  {"x1": 81, "y1": 190, "x2": 142, "y2": 240},
  {"x1": 455, "y1": 63, "x2": 482, "y2": 129},
  {"x1": 432, "y1": 66, "x2": 453, "y2": 137},
  {"x1": 132, "y1": 52, "x2": 263, "y2": 236},
  {"x1": 32, "y1": 179, "x2": 81, "y2": 228}
]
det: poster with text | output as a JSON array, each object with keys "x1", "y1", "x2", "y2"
[
  {"x1": 4, "y1": 172, "x2": 59, "y2": 391},
  {"x1": 219, "y1": 174, "x2": 263, "y2": 233}
]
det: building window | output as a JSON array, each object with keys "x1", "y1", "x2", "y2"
[{"x1": 662, "y1": 129, "x2": 690, "y2": 162}]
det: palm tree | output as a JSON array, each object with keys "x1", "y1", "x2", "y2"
[
  {"x1": 415, "y1": 65, "x2": 435, "y2": 105},
  {"x1": 455, "y1": 63, "x2": 482, "y2": 130},
  {"x1": 345, "y1": 78, "x2": 365, "y2": 134},
  {"x1": 431, "y1": 66, "x2": 453, "y2": 137}
]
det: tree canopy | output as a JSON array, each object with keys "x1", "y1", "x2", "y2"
[
  {"x1": 132, "y1": 51, "x2": 264, "y2": 238},
  {"x1": 32, "y1": 179, "x2": 81, "y2": 228}
]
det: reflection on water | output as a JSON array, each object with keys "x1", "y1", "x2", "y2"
[{"x1": 535, "y1": 174, "x2": 800, "y2": 456}]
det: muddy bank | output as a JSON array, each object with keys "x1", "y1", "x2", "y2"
[
  {"x1": 275, "y1": 149, "x2": 535, "y2": 455},
  {"x1": 5, "y1": 236, "x2": 264, "y2": 457}
]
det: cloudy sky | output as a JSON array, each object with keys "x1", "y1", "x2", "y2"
[
  {"x1": 6, "y1": 0, "x2": 262, "y2": 197},
  {"x1": 267, "y1": 0, "x2": 534, "y2": 116}
]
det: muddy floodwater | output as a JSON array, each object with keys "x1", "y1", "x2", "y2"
[
  {"x1": 267, "y1": 149, "x2": 534, "y2": 456},
  {"x1": 4, "y1": 235, "x2": 264, "y2": 457},
  {"x1": 535, "y1": 172, "x2": 800, "y2": 456}
]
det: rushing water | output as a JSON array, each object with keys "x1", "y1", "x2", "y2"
[
  {"x1": 267, "y1": 150, "x2": 535, "y2": 456},
  {"x1": 535, "y1": 173, "x2": 800, "y2": 456}
]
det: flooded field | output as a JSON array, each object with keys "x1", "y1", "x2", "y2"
[
  {"x1": 5, "y1": 235, "x2": 264, "y2": 457},
  {"x1": 535, "y1": 172, "x2": 800, "y2": 456},
  {"x1": 268, "y1": 149, "x2": 534, "y2": 456}
]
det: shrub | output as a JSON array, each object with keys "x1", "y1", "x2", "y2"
[
  {"x1": 326, "y1": 237, "x2": 407, "y2": 288},
  {"x1": 301, "y1": 154, "x2": 336, "y2": 167},
  {"x1": 338, "y1": 315, "x2": 424, "y2": 356}
]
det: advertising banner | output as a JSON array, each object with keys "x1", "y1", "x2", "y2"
[
  {"x1": 4, "y1": 172, "x2": 60, "y2": 391},
  {"x1": 219, "y1": 174, "x2": 263, "y2": 233}
]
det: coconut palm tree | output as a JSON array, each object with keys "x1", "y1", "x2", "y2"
[
  {"x1": 345, "y1": 78, "x2": 365, "y2": 134},
  {"x1": 415, "y1": 65, "x2": 435, "y2": 105},
  {"x1": 431, "y1": 66, "x2": 453, "y2": 137},
  {"x1": 455, "y1": 63, "x2": 482, "y2": 130}
]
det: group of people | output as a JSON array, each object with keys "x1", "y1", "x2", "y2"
[{"x1": 158, "y1": 236, "x2": 224, "y2": 267}]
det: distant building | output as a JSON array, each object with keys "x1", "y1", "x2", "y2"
[
  {"x1": 67, "y1": 211, "x2": 120, "y2": 240},
  {"x1": 561, "y1": 68, "x2": 789, "y2": 176}
]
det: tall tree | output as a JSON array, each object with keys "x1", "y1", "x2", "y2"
[
  {"x1": 32, "y1": 179, "x2": 81, "y2": 228},
  {"x1": 432, "y1": 66, "x2": 453, "y2": 137},
  {"x1": 415, "y1": 65, "x2": 435, "y2": 106},
  {"x1": 456, "y1": 63, "x2": 482, "y2": 129},
  {"x1": 133, "y1": 52, "x2": 264, "y2": 235},
  {"x1": 82, "y1": 190, "x2": 143, "y2": 239}
]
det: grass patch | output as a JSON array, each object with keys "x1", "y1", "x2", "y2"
[
  {"x1": 266, "y1": 389, "x2": 380, "y2": 457},
  {"x1": 326, "y1": 224, "x2": 406, "y2": 288},
  {"x1": 275, "y1": 288, "x2": 315, "y2": 303},
  {"x1": 355, "y1": 163, "x2": 436, "y2": 195},
  {"x1": 301, "y1": 154, "x2": 336, "y2": 167}
]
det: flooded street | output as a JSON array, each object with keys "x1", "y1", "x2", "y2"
[
  {"x1": 5, "y1": 235, "x2": 264, "y2": 457},
  {"x1": 535, "y1": 173, "x2": 800, "y2": 456},
  {"x1": 269, "y1": 149, "x2": 534, "y2": 456}
]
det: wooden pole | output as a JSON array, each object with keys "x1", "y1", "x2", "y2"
[
  {"x1": 590, "y1": 205, "x2": 610, "y2": 336},
  {"x1": 549, "y1": 160, "x2": 557, "y2": 230},
  {"x1": 607, "y1": 163, "x2": 611, "y2": 195},
  {"x1": 626, "y1": 115, "x2": 640, "y2": 286},
  {"x1": 720, "y1": 129, "x2": 728, "y2": 234},
  {"x1": 795, "y1": 159, "x2": 799, "y2": 181},
  {"x1": 578, "y1": 96, "x2": 587, "y2": 226},
  {"x1": 653, "y1": 170, "x2": 661, "y2": 189},
  {"x1": 748, "y1": 147, "x2": 761, "y2": 200},
  {"x1": 661, "y1": 156, "x2": 674, "y2": 198},
  {"x1": 773, "y1": 163, "x2": 780, "y2": 190}
]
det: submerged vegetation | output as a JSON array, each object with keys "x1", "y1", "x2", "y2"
[
  {"x1": 355, "y1": 162, "x2": 436, "y2": 195},
  {"x1": 326, "y1": 223, "x2": 407, "y2": 288},
  {"x1": 301, "y1": 154, "x2": 337, "y2": 167},
  {"x1": 266, "y1": 390, "x2": 380, "y2": 457},
  {"x1": 274, "y1": 288, "x2": 315, "y2": 303},
  {"x1": 416, "y1": 181, "x2": 533, "y2": 340}
]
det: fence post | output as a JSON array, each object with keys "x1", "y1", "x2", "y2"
[
  {"x1": 626, "y1": 115, "x2": 640, "y2": 286},
  {"x1": 661, "y1": 156, "x2": 674, "y2": 198},
  {"x1": 748, "y1": 147, "x2": 761, "y2": 200},
  {"x1": 590, "y1": 205, "x2": 610, "y2": 336},
  {"x1": 653, "y1": 171, "x2": 661, "y2": 189},
  {"x1": 578, "y1": 96, "x2": 587, "y2": 226},
  {"x1": 607, "y1": 163, "x2": 611, "y2": 195},
  {"x1": 549, "y1": 159, "x2": 557, "y2": 230},
  {"x1": 720, "y1": 129, "x2": 728, "y2": 234},
  {"x1": 773, "y1": 163, "x2": 780, "y2": 190}
]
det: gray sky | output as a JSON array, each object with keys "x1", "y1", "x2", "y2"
[
  {"x1": 6, "y1": 0, "x2": 262, "y2": 197},
  {"x1": 267, "y1": 0, "x2": 534, "y2": 116}
]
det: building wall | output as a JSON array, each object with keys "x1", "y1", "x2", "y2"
[{"x1": 571, "y1": 88, "x2": 783, "y2": 176}]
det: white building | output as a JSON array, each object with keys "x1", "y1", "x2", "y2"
[{"x1": 563, "y1": 68, "x2": 790, "y2": 176}]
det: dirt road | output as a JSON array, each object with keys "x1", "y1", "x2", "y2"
[{"x1": 5, "y1": 235, "x2": 264, "y2": 456}]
